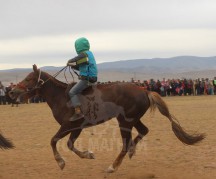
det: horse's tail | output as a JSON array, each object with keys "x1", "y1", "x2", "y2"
[
  {"x1": 147, "y1": 91, "x2": 205, "y2": 145},
  {"x1": 0, "y1": 133, "x2": 14, "y2": 150}
]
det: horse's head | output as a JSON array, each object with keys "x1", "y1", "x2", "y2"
[{"x1": 9, "y1": 64, "x2": 42, "y2": 101}]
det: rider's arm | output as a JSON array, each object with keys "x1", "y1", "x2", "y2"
[{"x1": 67, "y1": 52, "x2": 86, "y2": 63}]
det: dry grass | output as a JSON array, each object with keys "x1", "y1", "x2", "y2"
[{"x1": 0, "y1": 95, "x2": 216, "y2": 179}]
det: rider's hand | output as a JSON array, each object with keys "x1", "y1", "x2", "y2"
[{"x1": 67, "y1": 60, "x2": 71, "y2": 66}]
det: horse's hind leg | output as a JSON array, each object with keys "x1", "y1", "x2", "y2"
[
  {"x1": 67, "y1": 129, "x2": 95, "y2": 159},
  {"x1": 128, "y1": 120, "x2": 149, "y2": 159},
  {"x1": 107, "y1": 123, "x2": 132, "y2": 173},
  {"x1": 51, "y1": 124, "x2": 71, "y2": 170}
]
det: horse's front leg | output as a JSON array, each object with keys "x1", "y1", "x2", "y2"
[
  {"x1": 51, "y1": 124, "x2": 71, "y2": 170},
  {"x1": 67, "y1": 129, "x2": 95, "y2": 159}
]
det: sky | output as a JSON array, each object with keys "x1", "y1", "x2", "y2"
[{"x1": 0, "y1": 0, "x2": 216, "y2": 70}]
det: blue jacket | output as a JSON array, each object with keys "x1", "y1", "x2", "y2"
[
  {"x1": 68, "y1": 37, "x2": 98, "y2": 78},
  {"x1": 79, "y1": 51, "x2": 98, "y2": 77}
]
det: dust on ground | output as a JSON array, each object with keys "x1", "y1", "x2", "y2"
[{"x1": 0, "y1": 95, "x2": 216, "y2": 179}]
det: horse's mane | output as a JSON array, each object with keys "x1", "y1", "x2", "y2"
[
  {"x1": 98, "y1": 81, "x2": 126, "y2": 86},
  {"x1": 97, "y1": 81, "x2": 135, "y2": 90},
  {"x1": 41, "y1": 71, "x2": 68, "y2": 89}
]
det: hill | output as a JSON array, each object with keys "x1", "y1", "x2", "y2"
[
  {"x1": 99, "y1": 56, "x2": 216, "y2": 72},
  {"x1": 0, "y1": 56, "x2": 216, "y2": 85}
]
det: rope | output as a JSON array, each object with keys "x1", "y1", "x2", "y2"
[
  {"x1": 42, "y1": 66, "x2": 68, "y2": 84},
  {"x1": 52, "y1": 66, "x2": 68, "y2": 78},
  {"x1": 35, "y1": 65, "x2": 80, "y2": 90}
]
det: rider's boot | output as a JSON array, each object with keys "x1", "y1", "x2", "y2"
[{"x1": 69, "y1": 106, "x2": 84, "y2": 121}]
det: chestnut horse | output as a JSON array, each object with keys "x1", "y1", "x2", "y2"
[
  {"x1": 9, "y1": 64, "x2": 205, "y2": 172},
  {"x1": 0, "y1": 132, "x2": 14, "y2": 150}
]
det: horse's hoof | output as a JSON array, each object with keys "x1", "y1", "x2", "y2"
[
  {"x1": 58, "y1": 160, "x2": 65, "y2": 170},
  {"x1": 106, "y1": 165, "x2": 115, "y2": 173},
  {"x1": 128, "y1": 152, "x2": 133, "y2": 159},
  {"x1": 88, "y1": 151, "x2": 95, "y2": 159},
  {"x1": 128, "y1": 146, "x2": 136, "y2": 159},
  {"x1": 83, "y1": 150, "x2": 95, "y2": 159}
]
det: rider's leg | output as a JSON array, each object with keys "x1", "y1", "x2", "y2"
[{"x1": 68, "y1": 80, "x2": 89, "y2": 121}]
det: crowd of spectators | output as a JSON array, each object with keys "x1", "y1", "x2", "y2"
[
  {"x1": 1, "y1": 77, "x2": 216, "y2": 105},
  {"x1": 131, "y1": 77, "x2": 216, "y2": 97},
  {"x1": 0, "y1": 81, "x2": 6, "y2": 105}
]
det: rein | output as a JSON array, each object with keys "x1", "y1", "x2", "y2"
[
  {"x1": 17, "y1": 66, "x2": 70, "y2": 94},
  {"x1": 40, "y1": 66, "x2": 69, "y2": 86}
]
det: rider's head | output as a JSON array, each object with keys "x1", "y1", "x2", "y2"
[{"x1": 75, "y1": 37, "x2": 90, "y2": 54}]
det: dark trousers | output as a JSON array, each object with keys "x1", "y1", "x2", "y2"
[{"x1": 0, "y1": 96, "x2": 6, "y2": 105}]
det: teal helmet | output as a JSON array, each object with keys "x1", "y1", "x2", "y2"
[{"x1": 75, "y1": 37, "x2": 90, "y2": 54}]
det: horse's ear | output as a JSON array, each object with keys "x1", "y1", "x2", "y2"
[{"x1": 33, "y1": 64, "x2": 39, "y2": 73}]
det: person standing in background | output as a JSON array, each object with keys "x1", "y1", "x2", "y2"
[{"x1": 0, "y1": 81, "x2": 6, "y2": 105}]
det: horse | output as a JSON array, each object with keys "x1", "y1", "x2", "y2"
[
  {"x1": 0, "y1": 132, "x2": 14, "y2": 150},
  {"x1": 9, "y1": 64, "x2": 205, "y2": 172}
]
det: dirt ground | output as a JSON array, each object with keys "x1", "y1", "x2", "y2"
[{"x1": 0, "y1": 95, "x2": 216, "y2": 179}]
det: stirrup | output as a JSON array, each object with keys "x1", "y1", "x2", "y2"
[{"x1": 69, "y1": 113, "x2": 84, "y2": 121}]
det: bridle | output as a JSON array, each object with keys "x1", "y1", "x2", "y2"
[{"x1": 37, "y1": 68, "x2": 45, "y2": 86}]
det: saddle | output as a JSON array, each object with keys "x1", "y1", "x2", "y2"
[{"x1": 65, "y1": 82, "x2": 95, "y2": 99}]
